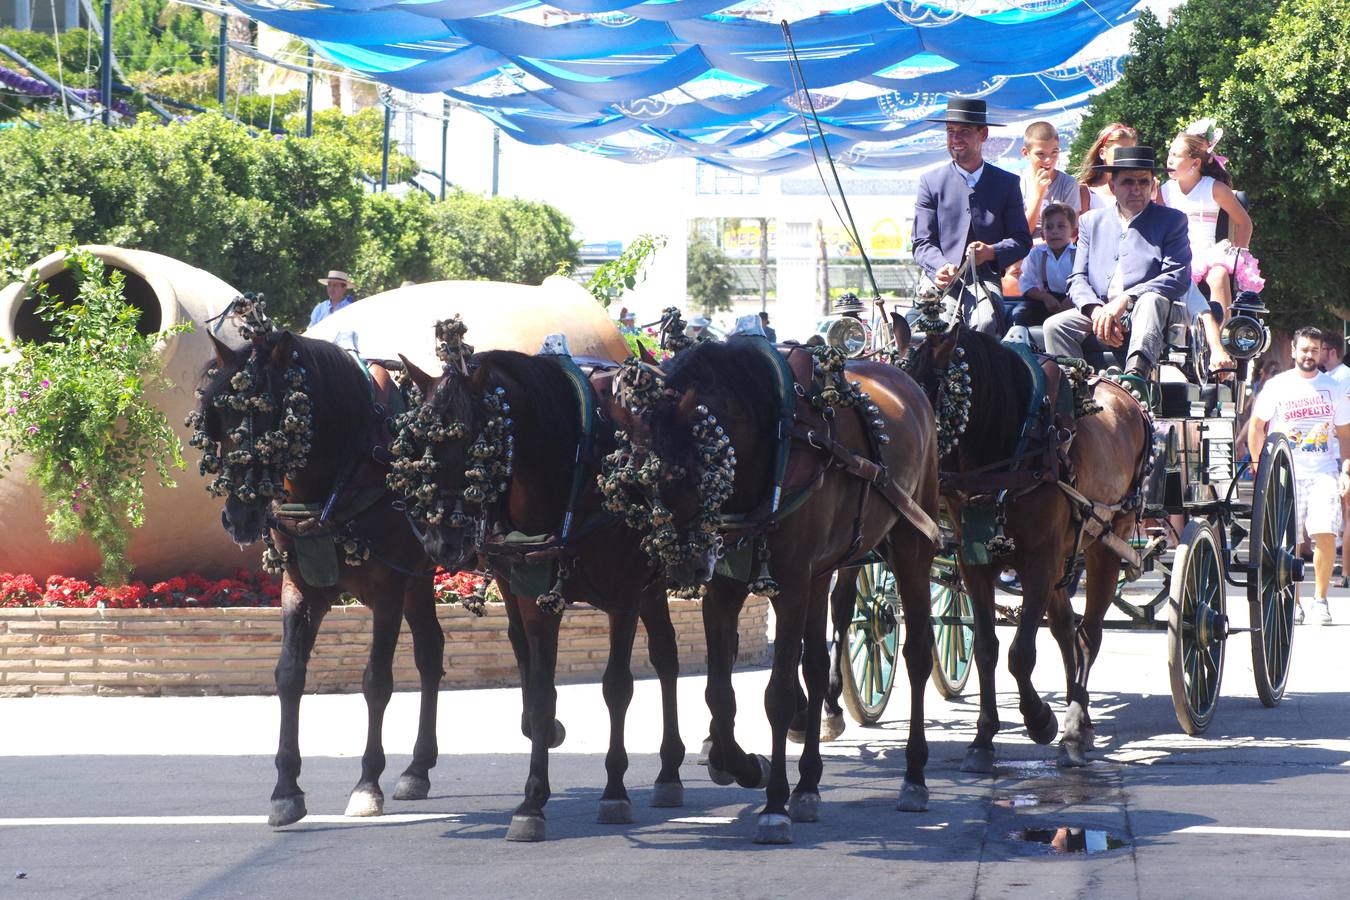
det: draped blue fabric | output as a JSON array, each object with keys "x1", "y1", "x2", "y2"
[{"x1": 229, "y1": 0, "x2": 1140, "y2": 171}]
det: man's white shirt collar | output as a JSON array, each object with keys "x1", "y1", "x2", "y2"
[{"x1": 954, "y1": 161, "x2": 984, "y2": 189}]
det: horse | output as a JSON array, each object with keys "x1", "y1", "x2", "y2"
[
  {"x1": 609, "y1": 335, "x2": 940, "y2": 844},
  {"x1": 900, "y1": 321, "x2": 1151, "y2": 769},
  {"x1": 392, "y1": 335, "x2": 685, "y2": 843},
  {"x1": 191, "y1": 312, "x2": 444, "y2": 828}
]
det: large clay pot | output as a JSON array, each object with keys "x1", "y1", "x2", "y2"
[
  {"x1": 302, "y1": 276, "x2": 630, "y2": 369},
  {"x1": 0, "y1": 246, "x2": 248, "y2": 583}
]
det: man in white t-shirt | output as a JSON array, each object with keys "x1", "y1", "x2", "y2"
[
  {"x1": 1320, "y1": 330, "x2": 1350, "y2": 586},
  {"x1": 1249, "y1": 327, "x2": 1350, "y2": 624}
]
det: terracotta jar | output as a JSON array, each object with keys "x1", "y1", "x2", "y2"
[{"x1": 0, "y1": 246, "x2": 248, "y2": 583}]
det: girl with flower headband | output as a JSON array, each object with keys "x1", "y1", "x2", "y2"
[
  {"x1": 1075, "y1": 122, "x2": 1137, "y2": 209},
  {"x1": 1162, "y1": 119, "x2": 1264, "y2": 319}
]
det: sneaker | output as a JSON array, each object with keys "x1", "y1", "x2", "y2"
[
  {"x1": 1295, "y1": 601, "x2": 1306, "y2": 625},
  {"x1": 1312, "y1": 597, "x2": 1333, "y2": 625},
  {"x1": 1340, "y1": 576, "x2": 1349, "y2": 590}
]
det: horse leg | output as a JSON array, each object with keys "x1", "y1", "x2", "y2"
[
  {"x1": 393, "y1": 581, "x2": 444, "y2": 802},
  {"x1": 597, "y1": 604, "x2": 641, "y2": 825},
  {"x1": 269, "y1": 582, "x2": 329, "y2": 827},
  {"x1": 638, "y1": 584, "x2": 686, "y2": 808},
  {"x1": 701, "y1": 577, "x2": 766, "y2": 790},
  {"x1": 788, "y1": 572, "x2": 833, "y2": 825},
  {"x1": 755, "y1": 580, "x2": 808, "y2": 844},
  {"x1": 344, "y1": 601, "x2": 403, "y2": 817},
  {"x1": 1059, "y1": 537, "x2": 1120, "y2": 768},
  {"x1": 505, "y1": 590, "x2": 565, "y2": 748},
  {"x1": 1005, "y1": 557, "x2": 1060, "y2": 749},
  {"x1": 506, "y1": 592, "x2": 564, "y2": 842},
  {"x1": 892, "y1": 536, "x2": 935, "y2": 811},
  {"x1": 822, "y1": 568, "x2": 858, "y2": 742},
  {"x1": 961, "y1": 564, "x2": 1002, "y2": 774}
]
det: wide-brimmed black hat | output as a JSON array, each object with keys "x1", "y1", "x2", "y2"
[
  {"x1": 1097, "y1": 145, "x2": 1158, "y2": 172},
  {"x1": 927, "y1": 97, "x2": 1001, "y2": 127}
]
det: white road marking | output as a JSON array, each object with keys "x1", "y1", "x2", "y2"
[
  {"x1": 1177, "y1": 826, "x2": 1350, "y2": 839},
  {"x1": 668, "y1": 816, "x2": 738, "y2": 825},
  {"x1": 0, "y1": 813, "x2": 462, "y2": 827}
]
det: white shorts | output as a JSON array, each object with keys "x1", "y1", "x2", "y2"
[{"x1": 1296, "y1": 472, "x2": 1343, "y2": 540}]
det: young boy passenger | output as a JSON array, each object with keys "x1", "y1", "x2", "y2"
[
  {"x1": 1011, "y1": 202, "x2": 1076, "y2": 326},
  {"x1": 1020, "y1": 121, "x2": 1090, "y2": 238}
]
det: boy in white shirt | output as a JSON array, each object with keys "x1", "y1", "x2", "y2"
[
  {"x1": 1249, "y1": 327, "x2": 1350, "y2": 624},
  {"x1": 1011, "y1": 202, "x2": 1076, "y2": 326}
]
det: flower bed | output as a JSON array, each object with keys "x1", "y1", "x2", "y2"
[{"x1": 0, "y1": 569, "x2": 771, "y2": 697}]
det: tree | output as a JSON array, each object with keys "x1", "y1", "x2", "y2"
[
  {"x1": 1069, "y1": 2, "x2": 1274, "y2": 164},
  {"x1": 1212, "y1": 0, "x2": 1350, "y2": 327},
  {"x1": 686, "y1": 235, "x2": 734, "y2": 316}
]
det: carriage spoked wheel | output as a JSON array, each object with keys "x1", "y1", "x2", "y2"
[
  {"x1": 1248, "y1": 434, "x2": 1300, "y2": 708},
  {"x1": 1167, "y1": 520, "x2": 1228, "y2": 735},
  {"x1": 841, "y1": 561, "x2": 900, "y2": 725},
  {"x1": 929, "y1": 559, "x2": 975, "y2": 699}
]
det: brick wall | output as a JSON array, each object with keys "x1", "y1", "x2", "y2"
[{"x1": 0, "y1": 596, "x2": 770, "y2": 697}]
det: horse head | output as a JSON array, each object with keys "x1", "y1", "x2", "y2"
[
  {"x1": 191, "y1": 330, "x2": 312, "y2": 546},
  {"x1": 387, "y1": 352, "x2": 490, "y2": 573},
  {"x1": 606, "y1": 340, "x2": 775, "y2": 590}
]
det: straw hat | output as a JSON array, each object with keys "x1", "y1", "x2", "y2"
[{"x1": 317, "y1": 270, "x2": 352, "y2": 286}]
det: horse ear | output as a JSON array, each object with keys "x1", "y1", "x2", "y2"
[
  {"x1": 268, "y1": 332, "x2": 294, "y2": 370},
  {"x1": 638, "y1": 344, "x2": 659, "y2": 366},
  {"x1": 890, "y1": 313, "x2": 912, "y2": 356},
  {"x1": 675, "y1": 388, "x2": 699, "y2": 424},
  {"x1": 208, "y1": 333, "x2": 238, "y2": 369},
  {"x1": 930, "y1": 329, "x2": 960, "y2": 369},
  {"x1": 469, "y1": 364, "x2": 491, "y2": 391},
  {"x1": 398, "y1": 354, "x2": 437, "y2": 395}
]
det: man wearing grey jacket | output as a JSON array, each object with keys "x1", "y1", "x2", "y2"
[{"x1": 1043, "y1": 146, "x2": 1191, "y2": 382}]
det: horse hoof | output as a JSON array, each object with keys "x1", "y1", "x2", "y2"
[
  {"x1": 821, "y1": 712, "x2": 846, "y2": 743},
  {"x1": 651, "y1": 782, "x2": 684, "y2": 808},
  {"x1": 344, "y1": 788, "x2": 384, "y2": 818},
  {"x1": 754, "y1": 754, "x2": 772, "y2": 790},
  {"x1": 788, "y1": 792, "x2": 820, "y2": 823},
  {"x1": 1082, "y1": 728, "x2": 1097, "y2": 751},
  {"x1": 707, "y1": 762, "x2": 736, "y2": 786},
  {"x1": 753, "y1": 813, "x2": 793, "y2": 845},
  {"x1": 506, "y1": 814, "x2": 546, "y2": 842},
  {"x1": 697, "y1": 738, "x2": 712, "y2": 766},
  {"x1": 268, "y1": 795, "x2": 307, "y2": 828},
  {"x1": 392, "y1": 774, "x2": 430, "y2": 801},
  {"x1": 787, "y1": 727, "x2": 806, "y2": 745},
  {"x1": 1027, "y1": 709, "x2": 1059, "y2": 746},
  {"x1": 1058, "y1": 741, "x2": 1089, "y2": 769},
  {"x1": 961, "y1": 747, "x2": 996, "y2": 774},
  {"x1": 550, "y1": 720, "x2": 566, "y2": 750},
  {"x1": 597, "y1": 799, "x2": 634, "y2": 825},
  {"x1": 895, "y1": 780, "x2": 929, "y2": 813}
]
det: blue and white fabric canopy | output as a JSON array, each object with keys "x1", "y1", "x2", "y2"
[{"x1": 231, "y1": 1, "x2": 1140, "y2": 172}]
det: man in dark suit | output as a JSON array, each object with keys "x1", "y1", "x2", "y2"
[
  {"x1": 912, "y1": 98, "x2": 1032, "y2": 335},
  {"x1": 1043, "y1": 146, "x2": 1191, "y2": 383}
]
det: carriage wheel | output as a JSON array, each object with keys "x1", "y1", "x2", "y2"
[
  {"x1": 929, "y1": 560, "x2": 975, "y2": 699},
  {"x1": 841, "y1": 561, "x2": 900, "y2": 725},
  {"x1": 1248, "y1": 434, "x2": 1299, "y2": 708},
  {"x1": 1167, "y1": 520, "x2": 1228, "y2": 735}
]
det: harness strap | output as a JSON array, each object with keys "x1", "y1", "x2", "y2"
[{"x1": 784, "y1": 422, "x2": 940, "y2": 546}]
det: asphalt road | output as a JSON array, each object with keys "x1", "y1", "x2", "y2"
[{"x1": 2, "y1": 584, "x2": 1349, "y2": 900}]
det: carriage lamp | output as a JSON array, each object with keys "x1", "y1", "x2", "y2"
[
  {"x1": 1220, "y1": 314, "x2": 1269, "y2": 360},
  {"x1": 827, "y1": 293, "x2": 872, "y2": 357}
]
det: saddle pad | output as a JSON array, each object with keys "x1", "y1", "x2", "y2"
[{"x1": 295, "y1": 535, "x2": 340, "y2": 588}]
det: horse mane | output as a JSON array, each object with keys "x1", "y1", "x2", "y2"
[
  {"x1": 475, "y1": 350, "x2": 583, "y2": 510},
  {"x1": 954, "y1": 328, "x2": 1032, "y2": 470}
]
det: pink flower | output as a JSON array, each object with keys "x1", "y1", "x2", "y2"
[
  {"x1": 40, "y1": 380, "x2": 49, "y2": 388},
  {"x1": 19, "y1": 391, "x2": 29, "y2": 399},
  {"x1": 26, "y1": 425, "x2": 37, "y2": 434}
]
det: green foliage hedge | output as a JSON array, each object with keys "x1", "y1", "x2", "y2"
[{"x1": 0, "y1": 114, "x2": 578, "y2": 327}]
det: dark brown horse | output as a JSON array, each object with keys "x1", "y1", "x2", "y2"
[
  {"x1": 902, "y1": 324, "x2": 1150, "y2": 769},
  {"x1": 395, "y1": 346, "x2": 685, "y2": 842},
  {"x1": 193, "y1": 324, "x2": 443, "y2": 827},
  {"x1": 611, "y1": 336, "x2": 939, "y2": 844}
]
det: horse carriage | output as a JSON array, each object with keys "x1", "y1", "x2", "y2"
[{"x1": 828, "y1": 281, "x2": 1300, "y2": 738}]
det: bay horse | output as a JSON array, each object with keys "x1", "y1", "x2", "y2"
[
  {"x1": 393, "y1": 341, "x2": 685, "y2": 842},
  {"x1": 610, "y1": 335, "x2": 940, "y2": 844},
  {"x1": 901, "y1": 321, "x2": 1150, "y2": 769},
  {"x1": 192, "y1": 315, "x2": 443, "y2": 827}
]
